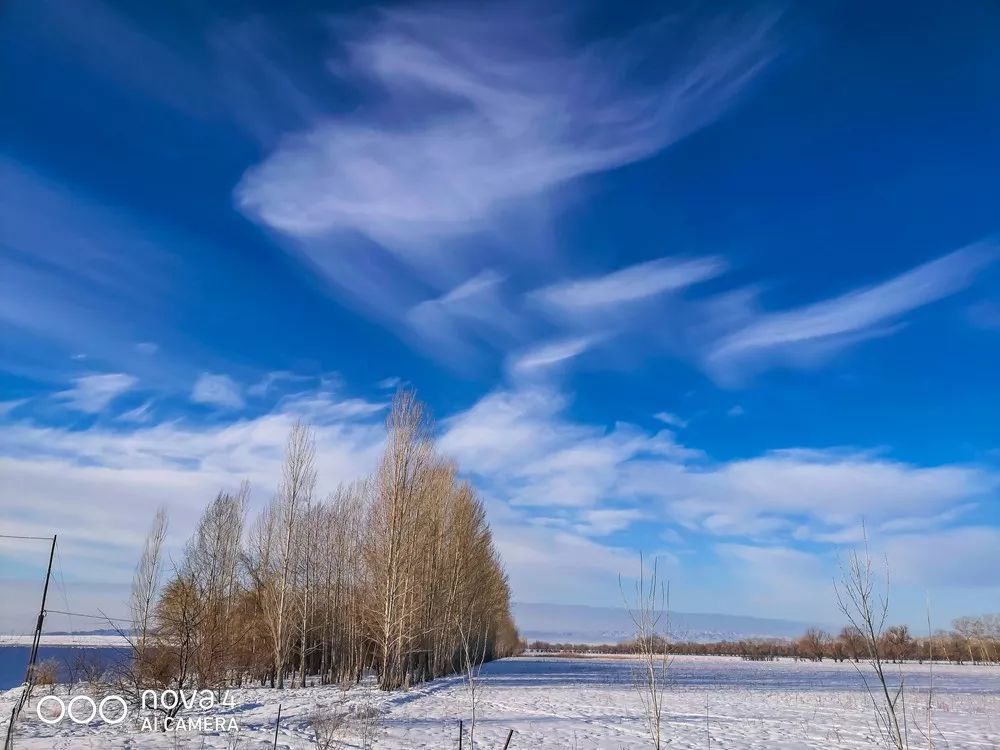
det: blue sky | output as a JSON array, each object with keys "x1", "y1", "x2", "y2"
[{"x1": 2, "y1": 0, "x2": 999, "y2": 631}]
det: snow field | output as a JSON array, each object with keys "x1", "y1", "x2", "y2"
[{"x1": 2, "y1": 655, "x2": 998, "y2": 749}]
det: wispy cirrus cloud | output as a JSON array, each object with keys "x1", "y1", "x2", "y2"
[
  {"x1": 510, "y1": 243, "x2": 994, "y2": 385},
  {"x1": 234, "y1": 3, "x2": 778, "y2": 356},
  {"x1": 706, "y1": 243, "x2": 997, "y2": 382},
  {"x1": 654, "y1": 412, "x2": 688, "y2": 429},
  {"x1": 0, "y1": 160, "x2": 172, "y2": 369},
  {"x1": 117, "y1": 400, "x2": 155, "y2": 424},
  {"x1": 532, "y1": 257, "x2": 726, "y2": 313},
  {"x1": 55, "y1": 373, "x2": 138, "y2": 413},
  {"x1": 406, "y1": 270, "x2": 521, "y2": 363},
  {"x1": 238, "y1": 8, "x2": 776, "y2": 246},
  {"x1": 509, "y1": 336, "x2": 594, "y2": 375}
]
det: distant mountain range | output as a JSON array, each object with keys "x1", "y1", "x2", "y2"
[
  {"x1": 512, "y1": 602, "x2": 829, "y2": 644},
  {"x1": 22, "y1": 611, "x2": 823, "y2": 646}
]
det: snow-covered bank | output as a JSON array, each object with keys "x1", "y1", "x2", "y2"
[
  {"x1": 0, "y1": 634, "x2": 129, "y2": 648},
  {"x1": 2, "y1": 656, "x2": 998, "y2": 748}
]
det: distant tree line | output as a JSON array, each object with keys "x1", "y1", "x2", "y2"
[
  {"x1": 127, "y1": 391, "x2": 521, "y2": 707},
  {"x1": 527, "y1": 614, "x2": 1000, "y2": 665}
]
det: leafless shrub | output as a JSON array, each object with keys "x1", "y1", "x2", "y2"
[
  {"x1": 621, "y1": 554, "x2": 670, "y2": 750},
  {"x1": 835, "y1": 526, "x2": 908, "y2": 750},
  {"x1": 308, "y1": 708, "x2": 350, "y2": 750},
  {"x1": 351, "y1": 690, "x2": 383, "y2": 750},
  {"x1": 32, "y1": 659, "x2": 59, "y2": 691},
  {"x1": 224, "y1": 726, "x2": 245, "y2": 750},
  {"x1": 459, "y1": 618, "x2": 490, "y2": 749}
]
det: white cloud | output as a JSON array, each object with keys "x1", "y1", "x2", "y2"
[
  {"x1": 442, "y1": 386, "x2": 997, "y2": 546},
  {"x1": 626, "y1": 449, "x2": 996, "y2": 535},
  {"x1": 246, "y1": 370, "x2": 314, "y2": 397},
  {"x1": 5, "y1": 376, "x2": 999, "y2": 625},
  {"x1": 510, "y1": 337, "x2": 592, "y2": 374},
  {"x1": 441, "y1": 386, "x2": 701, "y2": 510},
  {"x1": 117, "y1": 400, "x2": 154, "y2": 423},
  {"x1": 191, "y1": 373, "x2": 245, "y2": 409},
  {"x1": 55, "y1": 373, "x2": 137, "y2": 413},
  {"x1": 654, "y1": 411, "x2": 688, "y2": 429},
  {"x1": 707, "y1": 243, "x2": 997, "y2": 381},
  {"x1": 0, "y1": 159, "x2": 175, "y2": 374},
  {"x1": 0, "y1": 399, "x2": 28, "y2": 417},
  {"x1": 727, "y1": 405, "x2": 745, "y2": 417},
  {"x1": 134, "y1": 341, "x2": 158, "y2": 355},
  {"x1": 238, "y1": 8, "x2": 774, "y2": 246},
  {"x1": 884, "y1": 527, "x2": 1000, "y2": 588},
  {"x1": 407, "y1": 270, "x2": 520, "y2": 360},
  {"x1": 0, "y1": 391, "x2": 386, "y2": 596},
  {"x1": 493, "y1": 523, "x2": 641, "y2": 606},
  {"x1": 575, "y1": 508, "x2": 645, "y2": 537},
  {"x1": 533, "y1": 257, "x2": 726, "y2": 313},
  {"x1": 230, "y1": 4, "x2": 777, "y2": 360}
]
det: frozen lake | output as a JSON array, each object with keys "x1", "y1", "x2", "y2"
[
  {"x1": 3, "y1": 655, "x2": 998, "y2": 748},
  {"x1": 0, "y1": 645, "x2": 128, "y2": 690}
]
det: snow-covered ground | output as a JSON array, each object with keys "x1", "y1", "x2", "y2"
[{"x1": 2, "y1": 655, "x2": 998, "y2": 749}]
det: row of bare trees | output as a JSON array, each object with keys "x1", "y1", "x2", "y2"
[
  {"x1": 528, "y1": 614, "x2": 1000, "y2": 665},
  {"x1": 127, "y1": 391, "x2": 520, "y2": 705},
  {"x1": 792, "y1": 617, "x2": 1000, "y2": 665}
]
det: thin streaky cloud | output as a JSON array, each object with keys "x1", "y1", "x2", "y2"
[
  {"x1": 510, "y1": 337, "x2": 593, "y2": 374},
  {"x1": 407, "y1": 270, "x2": 520, "y2": 360},
  {"x1": 117, "y1": 400, "x2": 155, "y2": 424},
  {"x1": 533, "y1": 256, "x2": 727, "y2": 312},
  {"x1": 0, "y1": 159, "x2": 171, "y2": 358},
  {"x1": 238, "y1": 8, "x2": 777, "y2": 245},
  {"x1": 233, "y1": 3, "x2": 778, "y2": 354},
  {"x1": 654, "y1": 411, "x2": 688, "y2": 429},
  {"x1": 0, "y1": 399, "x2": 29, "y2": 417},
  {"x1": 707, "y1": 242, "x2": 998, "y2": 377}
]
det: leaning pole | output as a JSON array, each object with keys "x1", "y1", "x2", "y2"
[{"x1": 4, "y1": 534, "x2": 57, "y2": 750}]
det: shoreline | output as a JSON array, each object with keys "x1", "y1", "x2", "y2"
[{"x1": 0, "y1": 635, "x2": 129, "y2": 648}]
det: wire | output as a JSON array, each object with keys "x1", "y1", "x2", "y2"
[
  {"x1": 54, "y1": 542, "x2": 74, "y2": 637},
  {"x1": 44, "y1": 609, "x2": 133, "y2": 624}
]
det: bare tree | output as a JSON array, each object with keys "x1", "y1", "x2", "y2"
[
  {"x1": 458, "y1": 617, "x2": 489, "y2": 749},
  {"x1": 621, "y1": 555, "x2": 670, "y2": 750},
  {"x1": 796, "y1": 628, "x2": 830, "y2": 662},
  {"x1": 835, "y1": 527, "x2": 908, "y2": 750},
  {"x1": 129, "y1": 507, "x2": 168, "y2": 688},
  {"x1": 136, "y1": 391, "x2": 521, "y2": 700},
  {"x1": 244, "y1": 422, "x2": 316, "y2": 689}
]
